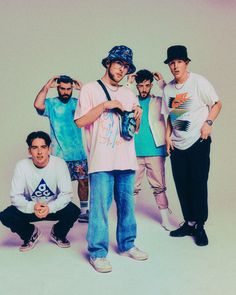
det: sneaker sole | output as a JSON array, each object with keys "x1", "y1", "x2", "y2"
[
  {"x1": 169, "y1": 233, "x2": 194, "y2": 237},
  {"x1": 78, "y1": 218, "x2": 89, "y2": 223},
  {"x1": 50, "y1": 235, "x2": 71, "y2": 248},
  {"x1": 195, "y1": 241, "x2": 208, "y2": 246},
  {"x1": 120, "y1": 251, "x2": 149, "y2": 261},
  {"x1": 89, "y1": 259, "x2": 112, "y2": 273},
  {"x1": 161, "y1": 224, "x2": 178, "y2": 231},
  {"x1": 19, "y1": 230, "x2": 42, "y2": 252},
  {"x1": 194, "y1": 237, "x2": 209, "y2": 247},
  {"x1": 169, "y1": 231, "x2": 194, "y2": 237}
]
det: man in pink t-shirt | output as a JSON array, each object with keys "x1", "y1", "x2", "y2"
[{"x1": 74, "y1": 45, "x2": 148, "y2": 273}]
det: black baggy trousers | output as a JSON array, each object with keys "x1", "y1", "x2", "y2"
[
  {"x1": 170, "y1": 137, "x2": 211, "y2": 224},
  {"x1": 0, "y1": 202, "x2": 80, "y2": 241}
]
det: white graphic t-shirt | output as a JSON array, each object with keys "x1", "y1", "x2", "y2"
[
  {"x1": 162, "y1": 73, "x2": 219, "y2": 150},
  {"x1": 74, "y1": 81, "x2": 139, "y2": 173}
]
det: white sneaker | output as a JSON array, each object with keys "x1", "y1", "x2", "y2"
[
  {"x1": 160, "y1": 208, "x2": 177, "y2": 231},
  {"x1": 120, "y1": 246, "x2": 148, "y2": 261},
  {"x1": 89, "y1": 257, "x2": 112, "y2": 273}
]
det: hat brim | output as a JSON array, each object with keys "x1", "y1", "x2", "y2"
[
  {"x1": 102, "y1": 57, "x2": 136, "y2": 74},
  {"x1": 164, "y1": 57, "x2": 191, "y2": 64}
]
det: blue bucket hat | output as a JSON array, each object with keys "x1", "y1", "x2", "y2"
[{"x1": 102, "y1": 45, "x2": 136, "y2": 74}]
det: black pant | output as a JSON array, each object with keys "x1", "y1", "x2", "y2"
[
  {"x1": 0, "y1": 202, "x2": 80, "y2": 241},
  {"x1": 170, "y1": 137, "x2": 211, "y2": 224}
]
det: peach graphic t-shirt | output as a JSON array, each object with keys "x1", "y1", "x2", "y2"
[{"x1": 74, "y1": 81, "x2": 139, "y2": 173}]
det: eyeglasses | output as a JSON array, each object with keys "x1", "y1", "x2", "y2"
[{"x1": 113, "y1": 60, "x2": 130, "y2": 71}]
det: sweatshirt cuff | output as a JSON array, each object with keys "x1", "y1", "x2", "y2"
[
  {"x1": 47, "y1": 202, "x2": 57, "y2": 214},
  {"x1": 26, "y1": 201, "x2": 36, "y2": 213}
]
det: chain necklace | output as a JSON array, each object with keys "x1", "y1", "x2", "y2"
[
  {"x1": 174, "y1": 83, "x2": 185, "y2": 90},
  {"x1": 174, "y1": 72, "x2": 189, "y2": 90}
]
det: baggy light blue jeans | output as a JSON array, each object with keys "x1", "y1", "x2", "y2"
[{"x1": 87, "y1": 170, "x2": 137, "y2": 258}]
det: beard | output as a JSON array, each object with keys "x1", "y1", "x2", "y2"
[
  {"x1": 139, "y1": 91, "x2": 150, "y2": 99},
  {"x1": 108, "y1": 67, "x2": 123, "y2": 84},
  {"x1": 58, "y1": 92, "x2": 72, "y2": 103}
]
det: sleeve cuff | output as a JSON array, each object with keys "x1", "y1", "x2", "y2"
[
  {"x1": 47, "y1": 202, "x2": 57, "y2": 214},
  {"x1": 26, "y1": 201, "x2": 36, "y2": 213}
]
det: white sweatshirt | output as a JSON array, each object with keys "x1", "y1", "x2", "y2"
[{"x1": 10, "y1": 156, "x2": 73, "y2": 214}]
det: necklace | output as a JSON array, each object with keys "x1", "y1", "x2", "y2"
[
  {"x1": 174, "y1": 83, "x2": 185, "y2": 90},
  {"x1": 174, "y1": 72, "x2": 189, "y2": 90}
]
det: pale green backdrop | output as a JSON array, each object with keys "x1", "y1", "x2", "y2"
[
  {"x1": 0, "y1": 1, "x2": 235, "y2": 294},
  {"x1": 0, "y1": 0, "x2": 235, "y2": 208}
]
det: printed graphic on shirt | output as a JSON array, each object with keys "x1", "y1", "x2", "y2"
[
  {"x1": 98, "y1": 112, "x2": 123, "y2": 148},
  {"x1": 169, "y1": 92, "x2": 191, "y2": 132},
  {"x1": 32, "y1": 179, "x2": 54, "y2": 202}
]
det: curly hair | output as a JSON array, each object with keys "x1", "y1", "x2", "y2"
[{"x1": 135, "y1": 69, "x2": 154, "y2": 84}]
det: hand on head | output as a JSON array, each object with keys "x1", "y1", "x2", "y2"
[
  {"x1": 45, "y1": 76, "x2": 60, "y2": 90},
  {"x1": 153, "y1": 72, "x2": 163, "y2": 81},
  {"x1": 127, "y1": 73, "x2": 137, "y2": 85},
  {"x1": 72, "y1": 79, "x2": 83, "y2": 90}
]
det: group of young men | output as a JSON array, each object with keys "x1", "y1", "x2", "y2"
[{"x1": 0, "y1": 44, "x2": 222, "y2": 273}]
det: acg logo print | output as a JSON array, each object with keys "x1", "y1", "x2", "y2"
[{"x1": 32, "y1": 179, "x2": 54, "y2": 202}]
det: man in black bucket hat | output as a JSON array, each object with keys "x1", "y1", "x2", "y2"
[
  {"x1": 162, "y1": 45, "x2": 222, "y2": 246},
  {"x1": 164, "y1": 45, "x2": 191, "y2": 64},
  {"x1": 74, "y1": 45, "x2": 148, "y2": 273}
]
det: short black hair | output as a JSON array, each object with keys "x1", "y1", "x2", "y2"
[
  {"x1": 135, "y1": 69, "x2": 154, "y2": 84},
  {"x1": 26, "y1": 131, "x2": 51, "y2": 147},
  {"x1": 57, "y1": 75, "x2": 73, "y2": 84}
]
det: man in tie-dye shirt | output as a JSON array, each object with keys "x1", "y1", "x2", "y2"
[{"x1": 34, "y1": 75, "x2": 89, "y2": 223}]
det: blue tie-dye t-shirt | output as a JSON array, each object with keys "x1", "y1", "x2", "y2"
[{"x1": 40, "y1": 97, "x2": 86, "y2": 161}]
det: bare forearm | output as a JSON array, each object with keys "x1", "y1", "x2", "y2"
[
  {"x1": 165, "y1": 116, "x2": 174, "y2": 154},
  {"x1": 166, "y1": 116, "x2": 172, "y2": 137},
  {"x1": 34, "y1": 86, "x2": 49, "y2": 110},
  {"x1": 200, "y1": 100, "x2": 222, "y2": 139},
  {"x1": 75, "y1": 99, "x2": 125, "y2": 128},
  {"x1": 75, "y1": 103, "x2": 105, "y2": 128},
  {"x1": 207, "y1": 100, "x2": 222, "y2": 121}
]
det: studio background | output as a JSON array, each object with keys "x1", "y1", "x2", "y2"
[{"x1": 0, "y1": 1, "x2": 235, "y2": 295}]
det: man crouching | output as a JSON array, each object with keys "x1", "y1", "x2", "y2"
[{"x1": 0, "y1": 131, "x2": 80, "y2": 251}]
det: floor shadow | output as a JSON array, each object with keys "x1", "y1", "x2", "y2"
[
  {"x1": 135, "y1": 193, "x2": 180, "y2": 228},
  {"x1": 0, "y1": 235, "x2": 20, "y2": 247},
  {"x1": 135, "y1": 197, "x2": 162, "y2": 223}
]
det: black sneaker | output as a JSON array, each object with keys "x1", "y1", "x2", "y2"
[
  {"x1": 194, "y1": 225, "x2": 208, "y2": 246},
  {"x1": 78, "y1": 210, "x2": 89, "y2": 223},
  {"x1": 50, "y1": 226, "x2": 70, "y2": 248},
  {"x1": 170, "y1": 222, "x2": 195, "y2": 237},
  {"x1": 19, "y1": 226, "x2": 41, "y2": 252}
]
